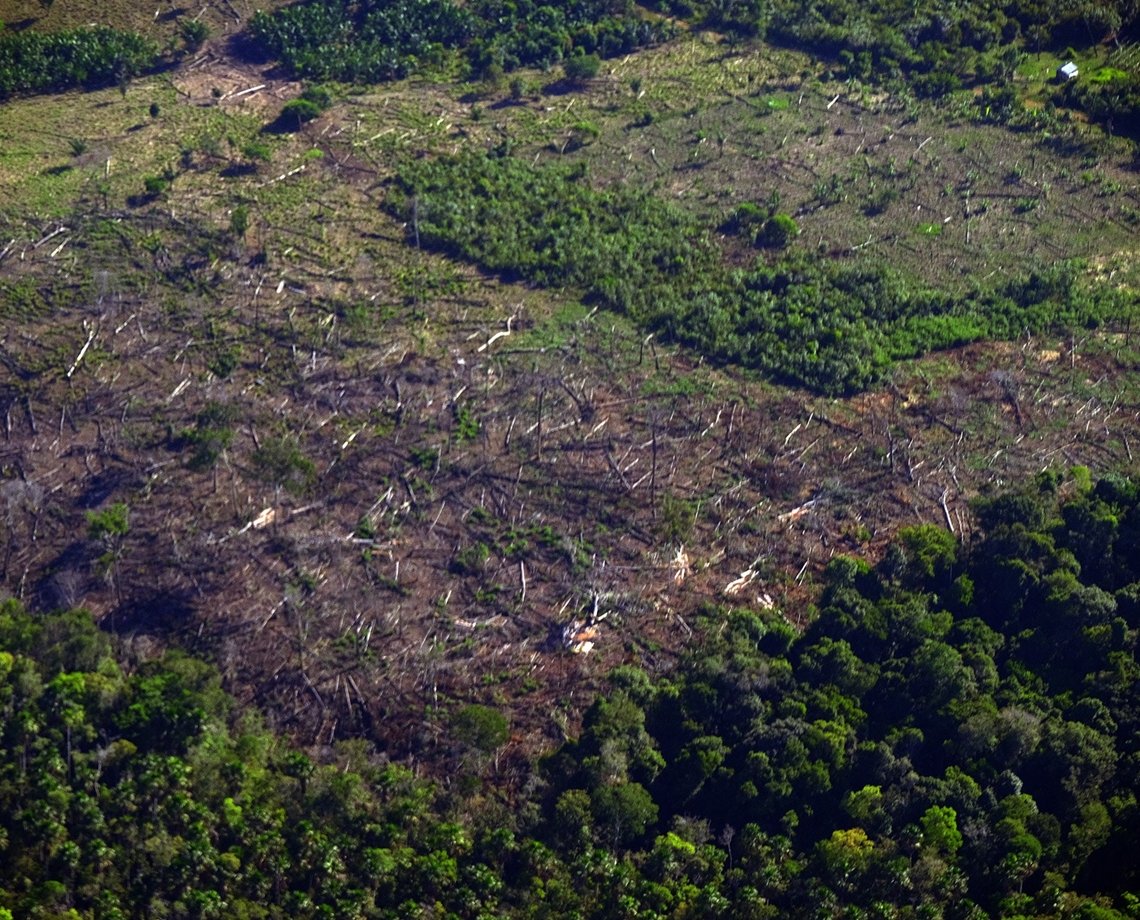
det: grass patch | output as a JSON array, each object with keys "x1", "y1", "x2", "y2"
[
  {"x1": 1090, "y1": 67, "x2": 1128, "y2": 85},
  {"x1": 0, "y1": 76, "x2": 268, "y2": 218}
]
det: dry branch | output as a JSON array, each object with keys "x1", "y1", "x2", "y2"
[
  {"x1": 33, "y1": 226, "x2": 69, "y2": 249},
  {"x1": 778, "y1": 497, "x2": 819, "y2": 523},
  {"x1": 939, "y1": 488, "x2": 955, "y2": 534},
  {"x1": 65, "y1": 326, "x2": 97, "y2": 380},
  {"x1": 224, "y1": 84, "x2": 266, "y2": 100}
]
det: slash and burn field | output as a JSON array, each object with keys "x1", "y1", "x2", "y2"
[{"x1": 1, "y1": 24, "x2": 1138, "y2": 761}]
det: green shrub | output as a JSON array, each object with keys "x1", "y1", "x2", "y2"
[
  {"x1": 87, "y1": 503, "x2": 130, "y2": 542},
  {"x1": 280, "y1": 98, "x2": 322, "y2": 127},
  {"x1": 252, "y1": 435, "x2": 316, "y2": 494},
  {"x1": 143, "y1": 175, "x2": 169, "y2": 197},
  {"x1": 450, "y1": 542, "x2": 491, "y2": 576},
  {"x1": 563, "y1": 53, "x2": 601, "y2": 83},
  {"x1": 300, "y1": 84, "x2": 333, "y2": 109},
  {"x1": 182, "y1": 403, "x2": 236, "y2": 471},
  {"x1": 230, "y1": 205, "x2": 250, "y2": 238},
  {"x1": 179, "y1": 19, "x2": 210, "y2": 51},
  {"x1": 451, "y1": 704, "x2": 509, "y2": 752},
  {"x1": 241, "y1": 140, "x2": 272, "y2": 162},
  {"x1": 723, "y1": 201, "x2": 768, "y2": 235},
  {"x1": 757, "y1": 212, "x2": 798, "y2": 248},
  {"x1": 271, "y1": 87, "x2": 333, "y2": 131},
  {"x1": 564, "y1": 120, "x2": 600, "y2": 151}
]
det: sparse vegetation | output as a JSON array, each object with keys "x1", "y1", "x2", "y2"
[
  {"x1": 251, "y1": 435, "x2": 317, "y2": 496},
  {"x1": 392, "y1": 153, "x2": 1131, "y2": 394}
]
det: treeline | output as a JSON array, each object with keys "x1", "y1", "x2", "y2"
[
  {"x1": 0, "y1": 600, "x2": 519, "y2": 919},
  {"x1": 537, "y1": 469, "x2": 1140, "y2": 917},
  {"x1": 0, "y1": 26, "x2": 157, "y2": 98},
  {"x1": 3, "y1": 473, "x2": 1139, "y2": 917},
  {"x1": 246, "y1": 0, "x2": 672, "y2": 82},
  {"x1": 686, "y1": 0, "x2": 1140, "y2": 134},
  {"x1": 389, "y1": 152, "x2": 1128, "y2": 395},
  {"x1": 756, "y1": 0, "x2": 1134, "y2": 90},
  {"x1": 686, "y1": 0, "x2": 1136, "y2": 95},
  {"x1": 245, "y1": 0, "x2": 1140, "y2": 135},
  {"x1": 1061, "y1": 70, "x2": 1140, "y2": 138}
]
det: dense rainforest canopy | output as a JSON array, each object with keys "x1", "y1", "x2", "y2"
[{"x1": 2, "y1": 472, "x2": 1138, "y2": 918}]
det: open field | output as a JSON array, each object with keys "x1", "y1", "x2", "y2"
[
  {"x1": 2, "y1": 26, "x2": 1139, "y2": 765},
  {"x1": 0, "y1": 0, "x2": 291, "y2": 42}
]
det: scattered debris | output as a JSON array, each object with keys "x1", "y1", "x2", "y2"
[
  {"x1": 561, "y1": 620, "x2": 600, "y2": 654},
  {"x1": 723, "y1": 567, "x2": 758, "y2": 596},
  {"x1": 454, "y1": 615, "x2": 507, "y2": 630},
  {"x1": 251, "y1": 507, "x2": 277, "y2": 529},
  {"x1": 671, "y1": 545, "x2": 691, "y2": 585},
  {"x1": 477, "y1": 315, "x2": 513, "y2": 352},
  {"x1": 222, "y1": 84, "x2": 266, "y2": 101},
  {"x1": 559, "y1": 594, "x2": 610, "y2": 654},
  {"x1": 724, "y1": 568, "x2": 776, "y2": 610},
  {"x1": 778, "y1": 497, "x2": 821, "y2": 523}
]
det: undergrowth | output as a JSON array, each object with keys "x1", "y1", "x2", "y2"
[{"x1": 390, "y1": 151, "x2": 1134, "y2": 395}]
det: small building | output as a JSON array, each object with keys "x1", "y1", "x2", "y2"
[{"x1": 1058, "y1": 61, "x2": 1079, "y2": 82}]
